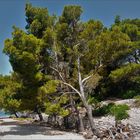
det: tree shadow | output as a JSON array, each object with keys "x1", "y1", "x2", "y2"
[{"x1": 0, "y1": 121, "x2": 63, "y2": 136}]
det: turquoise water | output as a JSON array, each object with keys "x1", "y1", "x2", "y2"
[{"x1": 0, "y1": 110, "x2": 10, "y2": 118}]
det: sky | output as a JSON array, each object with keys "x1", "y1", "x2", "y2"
[{"x1": 0, "y1": 0, "x2": 140, "y2": 75}]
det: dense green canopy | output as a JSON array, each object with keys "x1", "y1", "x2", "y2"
[{"x1": 0, "y1": 3, "x2": 140, "y2": 133}]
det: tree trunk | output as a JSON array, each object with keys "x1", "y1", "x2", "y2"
[
  {"x1": 37, "y1": 112, "x2": 43, "y2": 121},
  {"x1": 14, "y1": 111, "x2": 19, "y2": 118},
  {"x1": 86, "y1": 105, "x2": 96, "y2": 132},
  {"x1": 69, "y1": 93, "x2": 85, "y2": 132},
  {"x1": 78, "y1": 113, "x2": 85, "y2": 132},
  {"x1": 64, "y1": 116, "x2": 69, "y2": 129},
  {"x1": 86, "y1": 105, "x2": 100, "y2": 137},
  {"x1": 77, "y1": 57, "x2": 99, "y2": 135},
  {"x1": 35, "y1": 106, "x2": 43, "y2": 121},
  {"x1": 81, "y1": 97, "x2": 99, "y2": 136}
]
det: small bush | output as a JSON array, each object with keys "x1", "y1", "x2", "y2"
[
  {"x1": 110, "y1": 104, "x2": 129, "y2": 120},
  {"x1": 133, "y1": 95, "x2": 140, "y2": 107},
  {"x1": 87, "y1": 96, "x2": 99, "y2": 106},
  {"x1": 93, "y1": 103, "x2": 115, "y2": 116},
  {"x1": 92, "y1": 105, "x2": 107, "y2": 116},
  {"x1": 121, "y1": 90, "x2": 139, "y2": 99},
  {"x1": 92, "y1": 103, "x2": 130, "y2": 120}
]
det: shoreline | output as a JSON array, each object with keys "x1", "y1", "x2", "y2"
[{"x1": 0, "y1": 116, "x2": 10, "y2": 119}]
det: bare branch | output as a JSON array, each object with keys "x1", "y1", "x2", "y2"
[
  {"x1": 50, "y1": 66, "x2": 65, "y2": 82},
  {"x1": 82, "y1": 64, "x2": 103, "y2": 84},
  {"x1": 62, "y1": 82, "x2": 81, "y2": 98},
  {"x1": 59, "y1": 92, "x2": 77, "y2": 94},
  {"x1": 74, "y1": 43, "x2": 80, "y2": 47},
  {"x1": 82, "y1": 74, "x2": 93, "y2": 84},
  {"x1": 51, "y1": 66, "x2": 82, "y2": 98},
  {"x1": 77, "y1": 56, "x2": 85, "y2": 97}
]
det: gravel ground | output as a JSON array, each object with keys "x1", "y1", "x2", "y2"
[
  {"x1": 0, "y1": 118, "x2": 84, "y2": 140},
  {"x1": 94, "y1": 99, "x2": 140, "y2": 140},
  {"x1": 122, "y1": 108, "x2": 140, "y2": 140},
  {"x1": 0, "y1": 100, "x2": 140, "y2": 140}
]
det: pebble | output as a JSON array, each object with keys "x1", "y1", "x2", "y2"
[{"x1": 93, "y1": 99, "x2": 140, "y2": 140}]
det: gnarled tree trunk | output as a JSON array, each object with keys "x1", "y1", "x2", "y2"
[
  {"x1": 78, "y1": 112, "x2": 85, "y2": 132},
  {"x1": 81, "y1": 96, "x2": 99, "y2": 135},
  {"x1": 35, "y1": 106, "x2": 43, "y2": 121},
  {"x1": 13, "y1": 111, "x2": 19, "y2": 118},
  {"x1": 51, "y1": 56, "x2": 100, "y2": 137},
  {"x1": 77, "y1": 57, "x2": 99, "y2": 136},
  {"x1": 37, "y1": 112, "x2": 43, "y2": 121}
]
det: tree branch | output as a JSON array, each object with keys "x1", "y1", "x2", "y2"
[
  {"x1": 59, "y1": 92, "x2": 77, "y2": 94},
  {"x1": 82, "y1": 74, "x2": 93, "y2": 84},
  {"x1": 77, "y1": 56, "x2": 85, "y2": 97},
  {"x1": 51, "y1": 66, "x2": 82, "y2": 98},
  {"x1": 62, "y1": 82, "x2": 81, "y2": 98},
  {"x1": 82, "y1": 64, "x2": 103, "y2": 84},
  {"x1": 50, "y1": 66, "x2": 65, "y2": 82}
]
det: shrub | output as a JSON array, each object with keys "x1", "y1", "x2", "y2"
[
  {"x1": 121, "y1": 90, "x2": 138, "y2": 99},
  {"x1": 87, "y1": 96, "x2": 99, "y2": 106},
  {"x1": 93, "y1": 103, "x2": 115, "y2": 116},
  {"x1": 92, "y1": 105, "x2": 107, "y2": 116},
  {"x1": 133, "y1": 95, "x2": 140, "y2": 107},
  {"x1": 110, "y1": 104, "x2": 129, "y2": 120},
  {"x1": 92, "y1": 103, "x2": 130, "y2": 120}
]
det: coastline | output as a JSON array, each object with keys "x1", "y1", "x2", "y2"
[{"x1": 0, "y1": 111, "x2": 10, "y2": 119}]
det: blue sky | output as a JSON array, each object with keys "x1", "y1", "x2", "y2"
[{"x1": 0, "y1": 0, "x2": 140, "y2": 75}]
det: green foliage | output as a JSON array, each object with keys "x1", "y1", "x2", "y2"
[
  {"x1": 87, "y1": 96, "x2": 99, "y2": 105},
  {"x1": 59, "y1": 108, "x2": 69, "y2": 117},
  {"x1": 121, "y1": 90, "x2": 139, "y2": 99},
  {"x1": 110, "y1": 104, "x2": 129, "y2": 120},
  {"x1": 2, "y1": 3, "x2": 140, "y2": 121},
  {"x1": 3, "y1": 19, "x2": 56, "y2": 112},
  {"x1": 93, "y1": 103, "x2": 115, "y2": 116},
  {"x1": 25, "y1": 3, "x2": 52, "y2": 38},
  {"x1": 0, "y1": 74, "x2": 22, "y2": 113},
  {"x1": 45, "y1": 93, "x2": 70, "y2": 117},
  {"x1": 115, "y1": 15, "x2": 121, "y2": 25},
  {"x1": 37, "y1": 80, "x2": 59, "y2": 102},
  {"x1": 39, "y1": 80, "x2": 59, "y2": 95},
  {"x1": 91, "y1": 26, "x2": 131, "y2": 67},
  {"x1": 110, "y1": 63, "x2": 140, "y2": 82},
  {"x1": 133, "y1": 95, "x2": 140, "y2": 107},
  {"x1": 60, "y1": 5, "x2": 83, "y2": 24},
  {"x1": 92, "y1": 103, "x2": 129, "y2": 121},
  {"x1": 121, "y1": 23, "x2": 138, "y2": 41},
  {"x1": 80, "y1": 20, "x2": 103, "y2": 41}
]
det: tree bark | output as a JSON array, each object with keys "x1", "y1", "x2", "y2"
[
  {"x1": 78, "y1": 113, "x2": 85, "y2": 132},
  {"x1": 81, "y1": 97, "x2": 98, "y2": 134},
  {"x1": 36, "y1": 106, "x2": 44, "y2": 121},
  {"x1": 64, "y1": 116, "x2": 69, "y2": 129},
  {"x1": 14, "y1": 111, "x2": 19, "y2": 118},
  {"x1": 51, "y1": 56, "x2": 100, "y2": 136},
  {"x1": 69, "y1": 93, "x2": 84, "y2": 132},
  {"x1": 77, "y1": 57, "x2": 98, "y2": 134},
  {"x1": 86, "y1": 105, "x2": 96, "y2": 132},
  {"x1": 37, "y1": 112, "x2": 43, "y2": 121}
]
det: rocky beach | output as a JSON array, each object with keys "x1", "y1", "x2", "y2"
[{"x1": 0, "y1": 99, "x2": 140, "y2": 140}]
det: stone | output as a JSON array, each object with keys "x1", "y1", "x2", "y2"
[
  {"x1": 42, "y1": 113, "x2": 49, "y2": 122},
  {"x1": 83, "y1": 131, "x2": 93, "y2": 139},
  {"x1": 92, "y1": 135, "x2": 98, "y2": 140}
]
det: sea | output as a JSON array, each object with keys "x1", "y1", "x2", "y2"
[{"x1": 0, "y1": 110, "x2": 10, "y2": 118}]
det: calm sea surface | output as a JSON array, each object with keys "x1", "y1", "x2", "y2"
[{"x1": 0, "y1": 110, "x2": 10, "y2": 118}]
